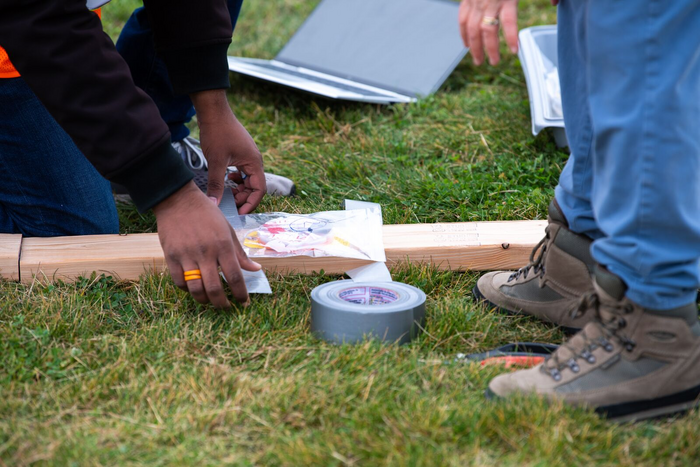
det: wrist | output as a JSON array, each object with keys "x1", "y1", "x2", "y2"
[
  {"x1": 153, "y1": 181, "x2": 201, "y2": 217},
  {"x1": 190, "y1": 89, "x2": 234, "y2": 124}
]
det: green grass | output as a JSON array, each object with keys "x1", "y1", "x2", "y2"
[{"x1": 1, "y1": 1, "x2": 698, "y2": 465}]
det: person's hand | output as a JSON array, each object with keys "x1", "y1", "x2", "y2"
[
  {"x1": 190, "y1": 89, "x2": 266, "y2": 214},
  {"x1": 153, "y1": 181, "x2": 262, "y2": 308},
  {"x1": 458, "y1": 0, "x2": 519, "y2": 66}
]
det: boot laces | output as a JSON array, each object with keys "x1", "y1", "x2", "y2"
[
  {"x1": 507, "y1": 234, "x2": 549, "y2": 282},
  {"x1": 542, "y1": 293, "x2": 637, "y2": 381}
]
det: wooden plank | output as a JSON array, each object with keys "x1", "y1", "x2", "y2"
[
  {"x1": 20, "y1": 234, "x2": 165, "y2": 283},
  {"x1": 260, "y1": 220, "x2": 548, "y2": 274},
  {"x1": 0, "y1": 234, "x2": 22, "y2": 281},
  {"x1": 383, "y1": 220, "x2": 547, "y2": 271},
  {"x1": 18, "y1": 220, "x2": 546, "y2": 283}
]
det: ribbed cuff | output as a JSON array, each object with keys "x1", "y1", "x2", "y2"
[
  {"x1": 161, "y1": 42, "x2": 231, "y2": 95},
  {"x1": 110, "y1": 140, "x2": 193, "y2": 213}
]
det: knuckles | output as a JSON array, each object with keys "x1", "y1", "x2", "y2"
[
  {"x1": 224, "y1": 271, "x2": 242, "y2": 285},
  {"x1": 207, "y1": 179, "x2": 224, "y2": 191}
]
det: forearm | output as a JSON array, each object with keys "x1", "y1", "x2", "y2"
[
  {"x1": 190, "y1": 89, "x2": 235, "y2": 124},
  {"x1": 189, "y1": 88, "x2": 265, "y2": 213}
]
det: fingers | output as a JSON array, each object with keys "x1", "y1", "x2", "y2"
[
  {"x1": 227, "y1": 170, "x2": 253, "y2": 209},
  {"x1": 206, "y1": 157, "x2": 228, "y2": 205},
  {"x1": 227, "y1": 170, "x2": 245, "y2": 184},
  {"x1": 182, "y1": 263, "x2": 210, "y2": 306},
  {"x1": 481, "y1": 6, "x2": 501, "y2": 65},
  {"x1": 467, "y1": 4, "x2": 485, "y2": 65},
  {"x1": 157, "y1": 184, "x2": 252, "y2": 309},
  {"x1": 218, "y1": 224, "x2": 258, "y2": 304},
  {"x1": 235, "y1": 173, "x2": 266, "y2": 214},
  {"x1": 500, "y1": 1, "x2": 519, "y2": 55},
  {"x1": 167, "y1": 238, "x2": 238, "y2": 309},
  {"x1": 458, "y1": 0, "x2": 471, "y2": 47},
  {"x1": 180, "y1": 260, "x2": 233, "y2": 309},
  {"x1": 167, "y1": 259, "x2": 189, "y2": 292},
  {"x1": 199, "y1": 262, "x2": 231, "y2": 309},
  {"x1": 462, "y1": 0, "x2": 520, "y2": 66},
  {"x1": 230, "y1": 224, "x2": 262, "y2": 273},
  {"x1": 233, "y1": 186, "x2": 251, "y2": 209},
  {"x1": 218, "y1": 252, "x2": 250, "y2": 305},
  {"x1": 181, "y1": 226, "x2": 255, "y2": 307}
]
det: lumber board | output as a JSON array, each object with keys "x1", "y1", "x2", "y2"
[
  {"x1": 18, "y1": 220, "x2": 547, "y2": 283},
  {"x1": 0, "y1": 234, "x2": 22, "y2": 281},
  {"x1": 383, "y1": 220, "x2": 547, "y2": 271},
  {"x1": 20, "y1": 234, "x2": 166, "y2": 283}
]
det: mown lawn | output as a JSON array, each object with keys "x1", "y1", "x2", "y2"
[{"x1": 1, "y1": 1, "x2": 698, "y2": 465}]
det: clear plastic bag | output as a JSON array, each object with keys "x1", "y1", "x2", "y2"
[{"x1": 230, "y1": 207, "x2": 386, "y2": 262}]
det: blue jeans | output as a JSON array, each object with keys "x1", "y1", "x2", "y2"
[
  {"x1": 0, "y1": 78, "x2": 119, "y2": 236},
  {"x1": 554, "y1": 0, "x2": 700, "y2": 309},
  {"x1": 116, "y1": 0, "x2": 244, "y2": 142}
]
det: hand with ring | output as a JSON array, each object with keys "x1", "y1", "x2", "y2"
[
  {"x1": 154, "y1": 181, "x2": 262, "y2": 309},
  {"x1": 458, "y1": 0, "x2": 520, "y2": 66}
]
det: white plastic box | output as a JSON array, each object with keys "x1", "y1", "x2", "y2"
[{"x1": 518, "y1": 25, "x2": 568, "y2": 148}]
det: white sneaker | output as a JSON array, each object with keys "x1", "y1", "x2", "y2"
[
  {"x1": 113, "y1": 137, "x2": 297, "y2": 198},
  {"x1": 172, "y1": 136, "x2": 296, "y2": 196}
]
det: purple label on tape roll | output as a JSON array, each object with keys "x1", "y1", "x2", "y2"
[{"x1": 337, "y1": 286, "x2": 399, "y2": 305}]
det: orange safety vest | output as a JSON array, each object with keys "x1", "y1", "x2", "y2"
[{"x1": 0, "y1": 8, "x2": 101, "y2": 79}]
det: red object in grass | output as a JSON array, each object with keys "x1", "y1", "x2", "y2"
[{"x1": 480, "y1": 355, "x2": 547, "y2": 369}]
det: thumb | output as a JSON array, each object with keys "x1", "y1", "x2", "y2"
[
  {"x1": 239, "y1": 254, "x2": 262, "y2": 272},
  {"x1": 206, "y1": 157, "x2": 228, "y2": 204},
  {"x1": 230, "y1": 224, "x2": 262, "y2": 272},
  {"x1": 500, "y1": 1, "x2": 519, "y2": 55}
]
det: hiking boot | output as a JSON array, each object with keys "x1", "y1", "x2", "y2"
[
  {"x1": 112, "y1": 136, "x2": 296, "y2": 197},
  {"x1": 474, "y1": 199, "x2": 595, "y2": 331},
  {"x1": 487, "y1": 267, "x2": 700, "y2": 422}
]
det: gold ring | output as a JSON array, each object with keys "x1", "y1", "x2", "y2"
[{"x1": 482, "y1": 16, "x2": 499, "y2": 26}]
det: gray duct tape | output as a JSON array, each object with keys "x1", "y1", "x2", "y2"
[{"x1": 311, "y1": 280, "x2": 426, "y2": 345}]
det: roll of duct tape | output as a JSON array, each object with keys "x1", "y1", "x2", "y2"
[{"x1": 310, "y1": 280, "x2": 426, "y2": 345}]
